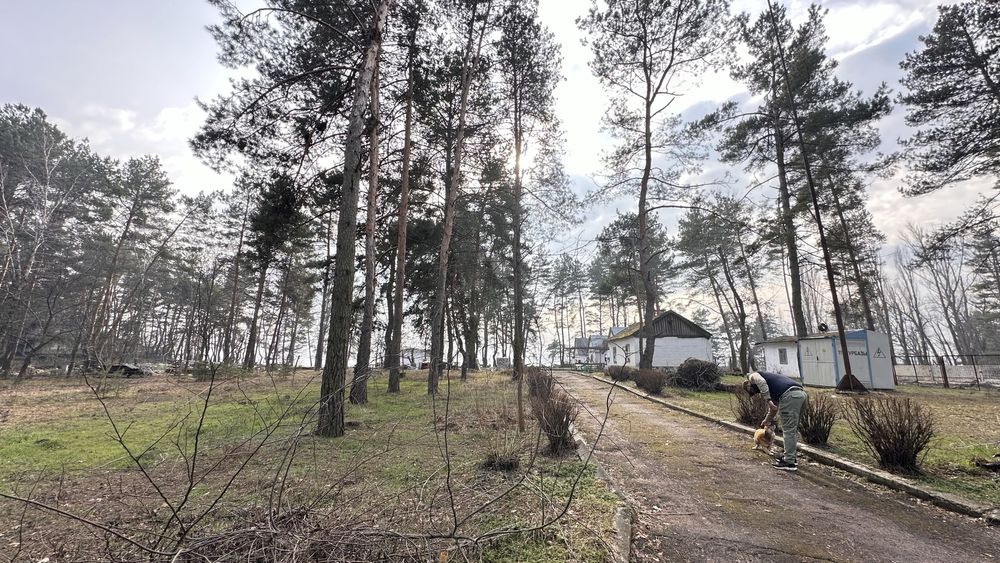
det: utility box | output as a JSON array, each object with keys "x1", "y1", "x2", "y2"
[{"x1": 761, "y1": 330, "x2": 895, "y2": 390}]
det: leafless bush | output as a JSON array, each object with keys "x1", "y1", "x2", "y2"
[
  {"x1": 731, "y1": 388, "x2": 769, "y2": 426},
  {"x1": 91, "y1": 373, "x2": 126, "y2": 399},
  {"x1": 605, "y1": 365, "x2": 635, "y2": 381},
  {"x1": 674, "y1": 359, "x2": 721, "y2": 390},
  {"x1": 634, "y1": 369, "x2": 668, "y2": 395},
  {"x1": 530, "y1": 389, "x2": 578, "y2": 454},
  {"x1": 799, "y1": 393, "x2": 839, "y2": 445},
  {"x1": 526, "y1": 366, "x2": 553, "y2": 399},
  {"x1": 483, "y1": 438, "x2": 521, "y2": 472},
  {"x1": 843, "y1": 394, "x2": 935, "y2": 473}
]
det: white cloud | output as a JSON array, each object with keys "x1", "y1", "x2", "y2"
[
  {"x1": 139, "y1": 103, "x2": 206, "y2": 143},
  {"x1": 824, "y1": 2, "x2": 930, "y2": 60},
  {"x1": 868, "y1": 175, "x2": 993, "y2": 246},
  {"x1": 51, "y1": 101, "x2": 233, "y2": 195}
]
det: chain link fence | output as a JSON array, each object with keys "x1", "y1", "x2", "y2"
[{"x1": 893, "y1": 354, "x2": 1000, "y2": 389}]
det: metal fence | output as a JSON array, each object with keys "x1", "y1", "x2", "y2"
[{"x1": 893, "y1": 354, "x2": 1000, "y2": 390}]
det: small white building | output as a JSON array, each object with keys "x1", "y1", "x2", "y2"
[
  {"x1": 760, "y1": 330, "x2": 895, "y2": 390},
  {"x1": 571, "y1": 335, "x2": 609, "y2": 365},
  {"x1": 606, "y1": 311, "x2": 713, "y2": 368},
  {"x1": 760, "y1": 336, "x2": 802, "y2": 379}
]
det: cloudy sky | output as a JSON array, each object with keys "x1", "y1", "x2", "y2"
[{"x1": 0, "y1": 0, "x2": 988, "y2": 251}]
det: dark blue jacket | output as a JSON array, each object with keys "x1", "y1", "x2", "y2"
[{"x1": 756, "y1": 371, "x2": 802, "y2": 404}]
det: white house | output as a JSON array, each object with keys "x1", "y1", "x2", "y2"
[
  {"x1": 571, "y1": 335, "x2": 609, "y2": 365},
  {"x1": 760, "y1": 329, "x2": 895, "y2": 390},
  {"x1": 606, "y1": 311, "x2": 713, "y2": 368}
]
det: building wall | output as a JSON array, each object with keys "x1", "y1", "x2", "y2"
[
  {"x1": 800, "y1": 331, "x2": 895, "y2": 390},
  {"x1": 573, "y1": 348, "x2": 607, "y2": 364},
  {"x1": 763, "y1": 343, "x2": 802, "y2": 379},
  {"x1": 607, "y1": 337, "x2": 712, "y2": 368},
  {"x1": 607, "y1": 337, "x2": 637, "y2": 366}
]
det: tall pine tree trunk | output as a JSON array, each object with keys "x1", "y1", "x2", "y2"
[
  {"x1": 351, "y1": 66, "x2": 381, "y2": 406},
  {"x1": 388, "y1": 23, "x2": 417, "y2": 393},
  {"x1": 242, "y1": 263, "x2": 269, "y2": 370},
  {"x1": 223, "y1": 190, "x2": 250, "y2": 364},
  {"x1": 317, "y1": 0, "x2": 389, "y2": 437},
  {"x1": 512, "y1": 127, "x2": 526, "y2": 431},
  {"x1": 428, "y1": 0, "x2": 490, "y2": 394},
  {"x1": 774, "y1": 116, "x2": 808, "y2": 337},
  {"x1": 314, "y1": 214, "x2": 333, "y2": 370},
  {"x1": 767, "y1": 1, "x2": 858, "y2": 388},
  {"x1": 829, "y1": 181, "x2": 876, "y2": 330},
  {"x1": 637, "y1": 96, "x2": 658, "y2": 369}
]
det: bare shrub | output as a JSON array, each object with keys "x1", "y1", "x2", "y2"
[
  {"x1": 799, "y1": 393, "x2": 839, "y2": 446},
  {"x1": 674, "y1": 359, "x2": 721, "y2": 390},
  {"x1": 91, "y1": 374, "x2": 127, "y2": 399},
  {"x1": 605, "y1": 365, "x2": 635, "y2": 381},
  {"x1": 634, "y1": 369, "x2": 668, "y2": 395},
  {"x1": 483, "y1": 432, "x2": 522, "y2": 472},
  {"x1": 526, "y1": 366, "x2": 553, "y2": 399},
  {"x1": 731, "y1": 388, "x2": 769, "y2": 426},
  {"x1": 530, "y1": 389, "x2": 578, "y2": 454},
  {"x1": 843, "y1": 395, "x2": 935, "y2": 473}
]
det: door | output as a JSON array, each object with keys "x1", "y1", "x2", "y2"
[{"x1": 799, "y1": 338, "x2": 837, "y2": 387}]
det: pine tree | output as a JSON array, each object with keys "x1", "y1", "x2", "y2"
[
  {"x1": 899, "y1": 0, "x2": 1000, "y2": 195},
  {"x1": 579, "y1": 0, "x2": 733, "y2": 368}
]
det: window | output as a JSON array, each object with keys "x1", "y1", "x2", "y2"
[{"x1": 778, "y1": 348, "x2": 789, "y2": 365}]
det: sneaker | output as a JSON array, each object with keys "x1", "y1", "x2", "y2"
[{"x1": 772, "y1": 459, "x2": 797, "y2": 471}]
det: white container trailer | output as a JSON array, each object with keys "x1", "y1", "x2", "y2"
[{"x1": 797, "y1": 330, "x2": 895, "y2": 390}]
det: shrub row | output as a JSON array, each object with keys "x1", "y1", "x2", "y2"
[
  {"x1": 730, "y1": 383, "x2": 934, "y2": 473},
  {"x1": 605, "y1": 365, "x2": 636, "y2": 381}
]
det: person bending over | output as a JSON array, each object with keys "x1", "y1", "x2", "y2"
[{"x1": 743, "y1": 371, "x2": 807, "y2": 471}]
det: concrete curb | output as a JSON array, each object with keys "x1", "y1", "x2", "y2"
[
  {"x1": 569, "y1": 370, "x2": 998, "y2": 524},
  {"x1": 570, "y1": 422, "x2": 634, "y2": 563}
]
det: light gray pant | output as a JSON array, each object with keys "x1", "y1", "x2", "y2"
[{"x1": 779, "y1": 388, "x2": 807, "y2": 464}]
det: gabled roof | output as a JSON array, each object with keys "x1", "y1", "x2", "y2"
[
  {"x1": 608, "y1": 310, "x2": 712, "y2": 341},
  {"x1": 609, "y1": 326, "x2": 626, "y2": 337},
  {"x1": 572, "y1": 335, "x2": 610, "y2": 350}
]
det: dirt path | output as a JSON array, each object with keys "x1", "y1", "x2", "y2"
[{"x1": 558, "y1": 372, "x2": 1000, "y2": 562}]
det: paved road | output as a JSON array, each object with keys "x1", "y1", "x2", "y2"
[{"x1": 558, "y1": 372, "x2": 1000, "y2": 562}]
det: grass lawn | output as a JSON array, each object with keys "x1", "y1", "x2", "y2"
[
  {"x1": 606, "y1": 374, "x2": 1000, "y2": 507},
  {"x1": 0, "y1": 370, "x2": 618, "y2": 561}
]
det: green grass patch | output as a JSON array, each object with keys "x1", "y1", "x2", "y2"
[{"x1": 0, "y1": 370, "x2": 619, "y2": 561}]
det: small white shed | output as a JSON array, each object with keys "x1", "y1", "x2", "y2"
[
  {"x1": 761, "y1": 330, "x2": 895, "y2": 390},
  {"x1": 607, "y1": 311, "x2": 713, "y2": 368},
  {"x1": 760, "y1": 336, "x2": 802, "y2": 380}
]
